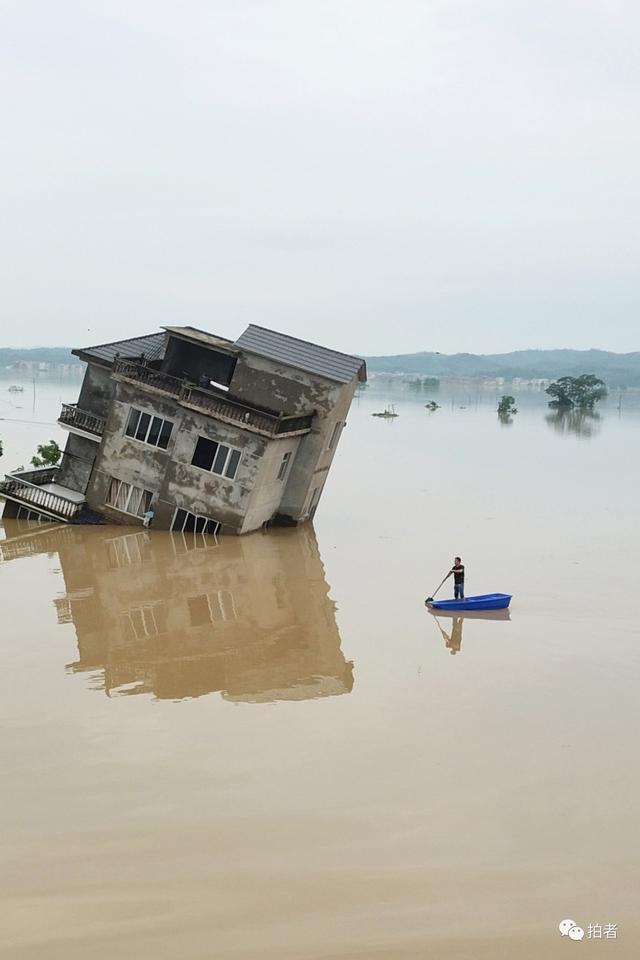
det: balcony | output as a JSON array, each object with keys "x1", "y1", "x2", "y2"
[
  {"x1": 112, "y1": 358, "x2": 314, "y2": 439},
  {"x1": 58, "y1": 403, "x2": 106, "y2": 438},
  {"x1": 0, "y1": 467, "x2": 85, "y2": 522}
]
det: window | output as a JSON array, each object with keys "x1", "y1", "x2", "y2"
[
  {"x1": 106, "y1": 478, "x2": 153, "y2": 518},
  {"x1": 188, "y1": 590, "x2": 237, "y2": 627},
  {"x1": 276, "y1": 450, "x2": 292, "y2": 481},
  {"x1": 105, "y1": 532, "x2": 152, "y2": 568},
  {"x1": 171, "y1": 507, "x2": 221, "y2": 536},
  {"x1": 16, "y1": 507, "x2": 48, "y2": 523},
  {"x1": 125, "y1": 407, "x2": 174, "y2": 449},
  {"x1": 191, "y1": 436, "x2": 241, "y2": 479},
  {"x1": 327, "y1": 421, "x2": 343, "y2": 451},
  {"x1": 120, "y1": 603, "x2": 168, "y2": 641}
]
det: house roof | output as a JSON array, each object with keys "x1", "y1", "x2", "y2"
[
  {"x1": 162, "y1": 326, "x2": 240, "y2": 355},
  {"x1": 73, "y1": 332, "x2": 166, "y2": 365},
  {"x1": 235, "y1": 324, "x2": 367, "y2": 384}
]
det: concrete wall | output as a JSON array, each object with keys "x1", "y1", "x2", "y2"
[
  {"x1": 57, "y1": 361, "x2": 112, "y2": 498},
  {"x1": 57, "y1": 433, "x2": 98, "y2": 494},
  {"x1": 279, "y1": 378, "x2": 358, "y2": 521},
  {"x1": 229, "y1": 353, "x2": 339, "y2": 416},
  {"x1": 86, "y1": 381, "x2": 180, "y2": 526},
  {"x1": 86, "y1": 380, "x2": 268, "y2": 533},
  {"x1": 161, "y1": 404, "x2": 266, "y2": 532},
  {"x1": 76, "y1": 362, "x2": 116, "y2": 418},
  {"x1": 229, "y1": 352, "x2": 360, "y2": 523},
  {"x1": 240, "y1": 435, "x2": 302, "y2": 534}
]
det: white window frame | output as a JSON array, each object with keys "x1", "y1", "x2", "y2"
[
  {"x1": 187, "y1": 590, "x2": 237, "y2": 626},
  {"x1": 121, "y1": 602, "x2": 166, "y2": 640},
  {"x1": 105, "y1": 532, "x2": 151, "y2": 568},
  {"x1": 16, "y1": 506, "x2": 48, "y2": 523},
  {"x1": 106, "y1": 478, "x2": 154, "y2": 518},
  {"x1": 276, "y1": 450, "x2": 292, "y2": 481},
  {"x1": 170, "y1": 507, "x2": 221, "y2": 536},
  {"x1": 191, "y1": 435, "x2": 242, "y2": 481},
  {"x1": 124, "y1": 407, "x2": 174, "y2": 449}
]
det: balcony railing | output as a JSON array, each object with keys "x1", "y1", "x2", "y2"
[
  {"x1": 59, "y1": 403, "x2": 105, "y2": 437},
  {"x1": 112, "y1": 359, "x2": 183, "y2": 397},
  {"x1": 0, "y1": 467, "x2": 85, "y2": 521},
  {"x1": 112, "y1": 358, "x2": 314, "y2": 438}
]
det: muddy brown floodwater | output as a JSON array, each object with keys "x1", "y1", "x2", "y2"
[{"x1": 1, "y1": 383, "x2": 639, "y2": 958}]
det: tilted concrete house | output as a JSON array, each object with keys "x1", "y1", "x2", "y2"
[{"x1": 1, "y1": 325, "x2": 366, "y2": 533}]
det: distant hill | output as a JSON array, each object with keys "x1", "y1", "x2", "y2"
[
  {"x1": 366, "y1": 349, "x2": 640, "y2": 387},
  {"x1": 0, "y1": 347, "x2": 81, "y2": 368}
]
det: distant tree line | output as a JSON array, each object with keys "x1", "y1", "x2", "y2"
[{"x1": 367, "y1": 349, "x2": 640, "y2": 387}]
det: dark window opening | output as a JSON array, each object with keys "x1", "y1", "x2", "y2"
[
  {"x1": 172, "y1": 509, "x2": 187, "y2": 532},
  {"x1": 192, "y1": 437, "x2": 218, "y2": 471},
  {"x1": 188, "y1": 595, "x2": 211, "y2": 627},
  {"x1": 191, "y1": 436, "x2": 241, "y2": 479}
]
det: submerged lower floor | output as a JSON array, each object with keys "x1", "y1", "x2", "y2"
[{"x1": 0, "y1": 463, "x2": 322, "y2": 535}]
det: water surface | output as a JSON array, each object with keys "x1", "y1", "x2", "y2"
[{"x1": 1, "y1": 382, "x2": 639, "y2": 958}]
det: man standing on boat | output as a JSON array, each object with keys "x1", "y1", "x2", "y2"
[{"x1": 446, "y1": 557, "x2": 465, "y2": 600}]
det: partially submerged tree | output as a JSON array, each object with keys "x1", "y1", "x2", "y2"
[
  {"x1": 546, "y1": 374, "x2": 607, "y2": 409},
  {"x1": 30, "y1": 440, "x2": 62, "y2": 468},
  {"x1": 497, "y1": 395, "x2": 517, "y2": 415}
]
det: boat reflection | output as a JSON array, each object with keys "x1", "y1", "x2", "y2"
[
  {"x1": 0, "y1": 521, "x2": 353, "y2": 703},
  {"x1": 427, "y1": 608, "x2": 511, "y2": 656}
]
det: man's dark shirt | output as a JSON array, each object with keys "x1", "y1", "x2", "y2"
[{"x1": 452, "y1": 564, "x2": 465, "y2": 584}]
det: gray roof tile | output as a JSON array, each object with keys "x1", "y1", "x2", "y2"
[
  {"x1": 235, "y1": 325, "x2": 366, "y2": 384},
  {"x1": 73, "y1": 332, "x2": 166, "y2": 365}
]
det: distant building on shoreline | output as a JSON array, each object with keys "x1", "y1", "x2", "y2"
[{"x1": 1, "y1": 325, "x2": 366, "y2": 533}]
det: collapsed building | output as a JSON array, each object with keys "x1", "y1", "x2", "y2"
[{"x1": 1, "y1": 325, "x2": 366, "y2": 533}]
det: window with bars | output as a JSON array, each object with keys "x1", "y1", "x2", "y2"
[
  {"x1": 125, "y1": 407, "x2": 174, "y2": 449},
  {"x1": 191, "y1": 436, "x2": 241, "y2": 479},
  {"x1": 276, "y1": 450, "x2": 292, "y2": 480},
  {"x1": 171, "y1": 508, "x2": 221, "y2": 536},
  {"x1": 106, "y1": 478, "x2": 154, "y2": 518}
]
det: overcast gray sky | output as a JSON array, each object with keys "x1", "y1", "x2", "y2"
[{"x1": 1, "y1": 1, "x2": 638, "y2": 354}]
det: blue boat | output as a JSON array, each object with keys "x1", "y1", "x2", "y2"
[{"x1": 426, "y1": 593, "x2": 511, "y2": 611}]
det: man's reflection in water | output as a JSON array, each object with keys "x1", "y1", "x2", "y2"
[
  {"x1": 428, "y1": 606, "x2": 512, "y2": 657},
  {"x1": 0, "y1": 521, "x2": 354, "y2": 704},
  {"x1": 433, "y1": 615, "x2": 464, "y2": 655}
]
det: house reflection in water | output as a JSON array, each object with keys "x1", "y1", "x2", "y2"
[{"x1": 1, "y1": 522, "x2": 354, "y2": 703}]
